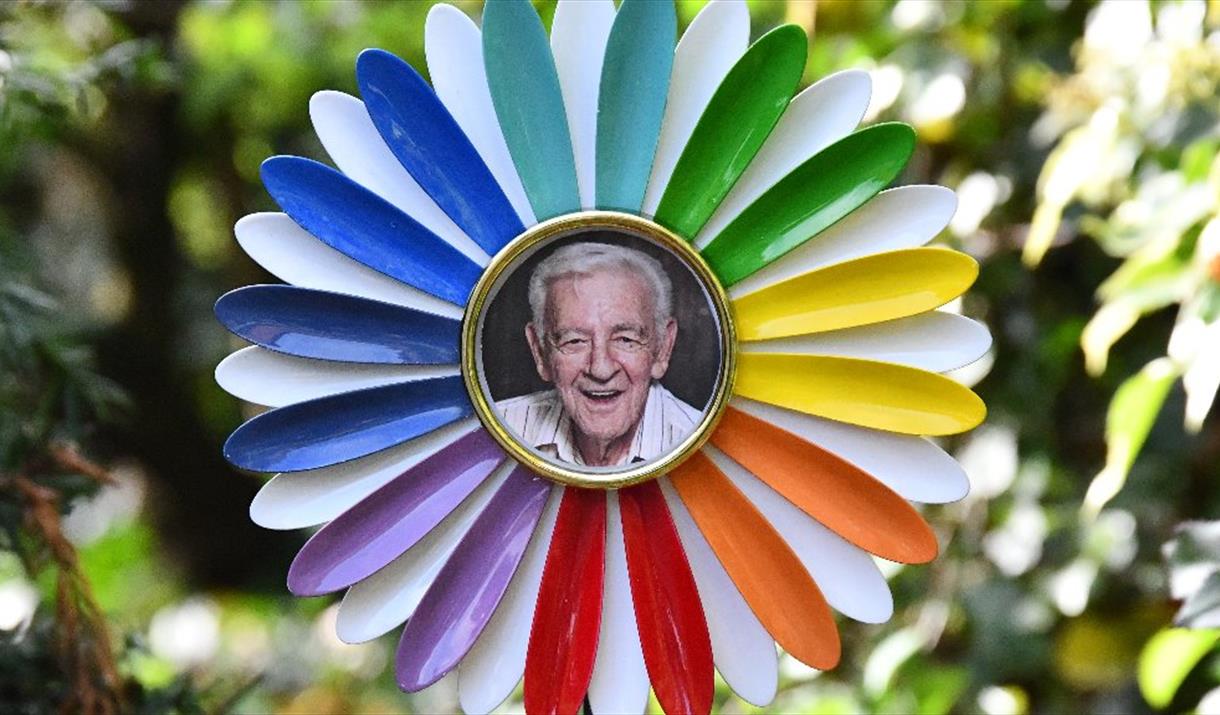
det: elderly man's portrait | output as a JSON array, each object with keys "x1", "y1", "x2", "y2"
[{"x1": 477, "y1": 232, "x2": 722, "y2": 472}]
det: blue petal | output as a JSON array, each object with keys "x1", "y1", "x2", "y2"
[
  {"x1": 596, "y1": 0, "x2": 676, "y2": 213},
  {"x1": 215, "y1": 285, "x2": 461, "y2": 364},
  {"x1": 261, "y1": 156, "x2": 483, "y2": 306},
  {"x1": 356, "y1": 49, "x2": 524, "y2": 255},
  {"x1": 223, "y1": 376, "x2": 473, "y2": 472},
  {"x1": 482, "y1": 0, "x2": 581, "y2": 220}
]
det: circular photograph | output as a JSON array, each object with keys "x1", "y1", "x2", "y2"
[{"x1": 471, "y1": 218, "x2": 728, "y2": 482}]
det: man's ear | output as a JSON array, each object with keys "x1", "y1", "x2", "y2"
[
  {"x1": 650, "y1": 318, "x2": 678, "y2": 380},
  {"x1": 525, "y1": 323, "x2": 552, "y2": 382}
]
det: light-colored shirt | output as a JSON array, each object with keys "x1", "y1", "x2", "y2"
[{"x1": 495, "y1": 382, "x2": 703, "y2": 467}]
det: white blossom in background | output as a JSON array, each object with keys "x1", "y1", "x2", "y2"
[
  {"x1": 149, "y1": 597, "x2": 221, "y2": 668},
  {"x1": 0, "y1": 579, "x2": 38, "y2": 632}
]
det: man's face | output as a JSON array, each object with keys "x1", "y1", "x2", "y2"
[{"x1": 525, "y1": 268, "x2": 677, "y2": 447}]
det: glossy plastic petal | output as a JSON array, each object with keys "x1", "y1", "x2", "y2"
[
  {"x1": 701, "y1": 123, "x2": 916, "y2": 286},
  {"x1": 248, "y1": 420, "x2": 479, "y2": 530},
  {"x1": 595, "y1": 0, "x2": 675, "y2": 212},
  {"x1": 703, "y1": 446, "x2": 894, "y2": 624},
  {"x1": 733, "y1": 397, "x2": 969, "y2": 504},
  {"x1": 659, "y1": 481, "x2": 778, "y2": 707},
  {"x1": 741, "y1": 312, "x2": 992, "y2": 374},
  {"x1": 733, "y1": 248, "x2": 979, "y2": 341},
  {"x1": 234, "y1": 213, "x2": 462, "y2": 319},
  {"x1": 215, "y1": 285, "x2": 461, "y2": 364},
  {"x1": 458, "y1": 486, "x2": 561, "y2": 715},
  {"x1": 734, "y1": 353, "x2": 986, "y2": 436},
  {"x1": 216, "y1": 347, "x2": 457, "y2": 409},
  {"x1": 669, "y1": 452, "x2": 840, "y2": 670},
  {"x1": 654, "y1": 25, "x2": 806, "y2": 239},
  {"x1": 694, "y1": 70, "x2": 872, "y2": 248},
  {"x1": 483, "y1": 0, "x2": 580, "y2": 220},
  {"x1": 425, "y1": 4, "x2": 536, "y2": 227},
  {"x1": 356, "y1": 49, "x2": 523, "y2": 254},
  {"x1": 713, "y1": 407, "x2": 936, "y2": 564},
  {"x1": 587, "y1": 494, "x2": 649, "y2": 715},
  {"x1": 728, "y1": 185, "x2": 957, "y2": 297},
  {"x1": 224, "y1": 376, "x2": 473, "y2": 473},
  {"x1": 260, "y1": 157, "x2": 483, "y2": 305},
  {"x1": 285, "y1": 429, "x2": 504, "y2": 596},
  {"x1": 335, "y1": 461, "x2": 509, "y2": 644},
  {"x1": 308, "y1": 90, "x2": 487, "y2": 265},
  {"x1": 397, "y1": 466, "x2": 551, "y2": 691},
  {"x1": 524, "y1": 487, "x2": 606, "y2": 715},
  {"x1": 551, "y1": 0, "x2": 616, "y2": 208},
  {"x1": 642, "y1": 0, "x2": 749, "y2": 216},
  {"x1": 620, "y1": 481, "x2": 714, "y2": 715}
]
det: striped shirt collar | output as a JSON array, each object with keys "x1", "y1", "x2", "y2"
[{"x1": 495, "y1": 382, "x2": 702, "y2": 467}]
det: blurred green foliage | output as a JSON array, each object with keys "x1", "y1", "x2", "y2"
[
  {"x1": 0, "y1": 1, "x2": 1219, "y2": 714},
  {"x1": 1026, "y1": 0, "x2": 1220, "y2": 519}
]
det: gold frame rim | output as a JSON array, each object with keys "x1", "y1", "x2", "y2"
[{"x1": 461, "y1": 210, "x2": 737, "y2": 489}]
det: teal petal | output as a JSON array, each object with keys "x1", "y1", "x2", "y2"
[
  {"x1": 654, "y1": 25, "x2": 807, "y2": 239},
  {"x1": 701, "y1": 123, "x2": 917, "y2": 286},
  {"x1": 483, "y1": 0, "x2": 580, "y2": 221},
  {"x1": 595, "y1": 0, "x2": 676, "y2": 213}
]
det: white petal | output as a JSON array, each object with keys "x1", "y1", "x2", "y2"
[
  {"x1": 551, "y1": 0, "x2": 617, "y2": 209},
  {"x1": 704, "y1": 445, "x2": 894, "y2": 624},
  {"x1": 426, "y1": 4, "x2": 537, "y2": 227},
  {"x1": 248, "y1": 419, "x2": 480, "y2": 530},
  {"x1": 727, "y1": 185, "x2": 958, "y2": 297},
  {"x1": 732, "y1": 397, "x2": 969, "y2": 504},
  {"x1": 740, "y1": 312, "x2": 992, "y2": 373},
  {"x1": 587, "y1": 493, "x2": 650, "y2": 715},
  {"x1": 235, "y1": 212, "x2": 463, "y2": 320},
  {"x1": 308, "y1": 90, "x2": 489, "y2": 266},
  {"x1": 335, "y1": 461, "x2": 511, "y2": 644},
  {"x1": 458, "y1": 485, "x2": 562, "y2": 714},
  {"x1": 216, "y1": 347, "x2": 458, "y2": 408},
  {"x1": 659, "y1": 479, "x2": 778, "y2": 707},
  {"x1": 694, "y1": 70, "x2": 873, "y2": 248},
  {"x1": 641, "y1": 0, "x2": 749, "y2": 216}
]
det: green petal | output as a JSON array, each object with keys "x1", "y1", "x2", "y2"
[
  {"x1": 701, "y1": 123, "x2": 916, "y2": 286},
  {"x1": 483, "y1": 0, "x2": 580, "y2": 221},
  {"x1": 595, "y1": 0, "x2": 676, "y2": 213},
  {"x1": 654, "y1": 25, "x2": 807, "y2": 239}
]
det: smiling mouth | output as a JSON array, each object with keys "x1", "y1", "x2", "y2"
[{"x1": 580, "y1": 388, "x2": 624, "y2": 403}]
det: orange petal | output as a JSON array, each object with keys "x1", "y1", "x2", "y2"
[
  {"x1": 710, "y1": 407, "x2": 938, "y2": 564},
  {"x1": 669, "y1": 452, "x2": 840, "y2": 670}
]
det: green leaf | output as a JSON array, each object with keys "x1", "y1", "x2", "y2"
[
  {"x1": 1083, "y1": 357, "x2": 1178, "y2": 516},
  {"x1": 1138, "y1": 628, "x2": 1220, "y2": 709}
]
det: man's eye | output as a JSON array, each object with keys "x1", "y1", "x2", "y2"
[{"x1": 614, "y1": 336, "x2": 645, "y2": 349}]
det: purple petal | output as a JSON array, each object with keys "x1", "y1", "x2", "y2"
[
  {"x1": 287, "y1": 429, "x2": 506, "y2": 596},
  {"x1": 395, "y1": 465, "x2": 551, "y2": 690}
]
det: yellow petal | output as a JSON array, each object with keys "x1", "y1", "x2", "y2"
[
  {"x1": 732, "y1": 247, "x2": 978, "y2": 341},
  {"x1": 733, "y1": 353, "x2": 986, "y2": 436}
]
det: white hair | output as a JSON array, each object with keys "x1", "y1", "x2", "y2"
[{"x1": 528, "y1": 241, "x2": 673, "y2": 345}]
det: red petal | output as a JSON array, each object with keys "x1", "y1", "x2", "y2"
[
  {"x1": 525, "y1": 487, "x2": 606, "y2": 715},
  {"x1": 620, "y1": 482, "x2": 714, "y2": 715}
]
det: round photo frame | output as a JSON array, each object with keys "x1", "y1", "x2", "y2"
[{"x1": 461, "y1": 211, "x2": 737, "y2": 489}]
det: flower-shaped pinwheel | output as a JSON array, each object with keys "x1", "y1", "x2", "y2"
[{"x1": 214, "y1": 1, "x2": 990, "y2": 713}]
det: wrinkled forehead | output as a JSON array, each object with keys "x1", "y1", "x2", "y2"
[{"x1": 544, "y1": 267, "x2": 655, "y2": 329}]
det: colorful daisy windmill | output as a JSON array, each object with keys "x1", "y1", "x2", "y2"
[{"x1": 214, "y1": 1, "x2": 990, "y2": 713}]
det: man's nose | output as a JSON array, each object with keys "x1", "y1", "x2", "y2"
[{"x1": 585, "y1": 339, "x2": 618, "y2": 381}]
